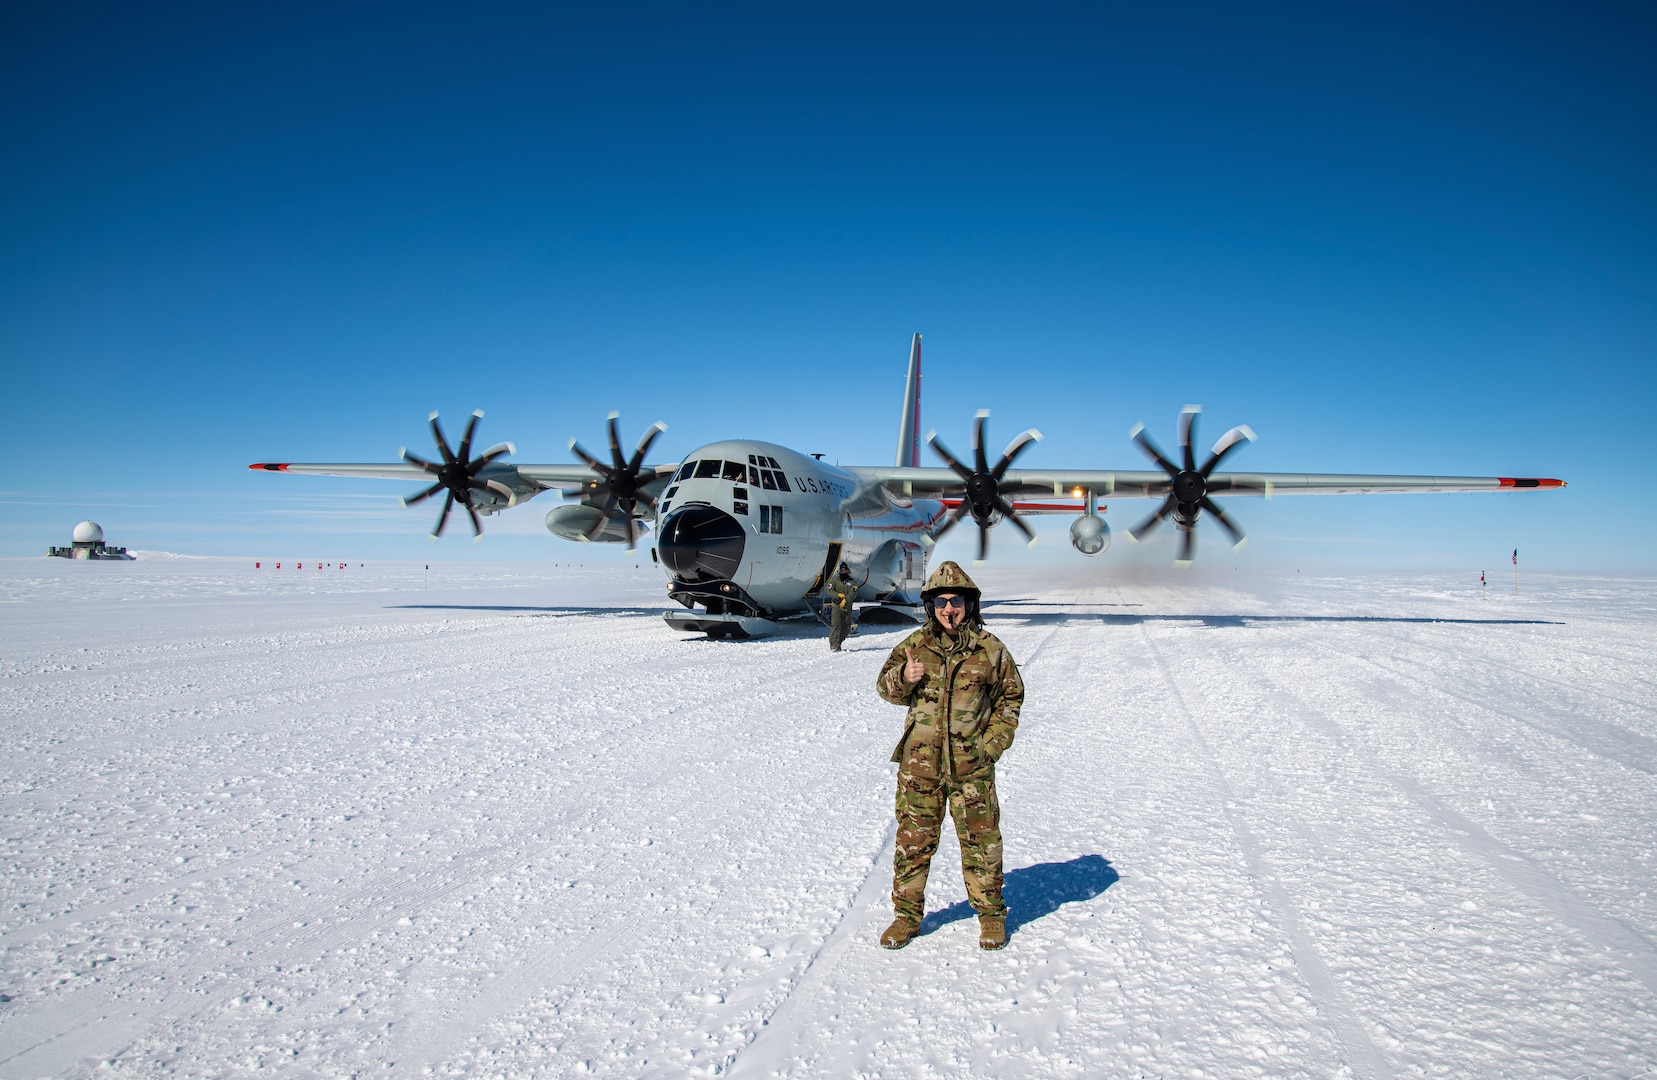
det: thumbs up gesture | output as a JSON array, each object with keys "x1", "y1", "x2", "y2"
[{"x1": 902, "y1": 648, "x2": 925, "y2": 684}]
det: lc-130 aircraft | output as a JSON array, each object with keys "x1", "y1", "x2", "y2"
[{"x1": 252, "y1": 334, "x2": 1565, "y2": 638}]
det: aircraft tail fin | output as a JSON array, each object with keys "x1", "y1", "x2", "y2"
[{"x1": 894, "y1": 332, "x2": 922, "y2": 467}]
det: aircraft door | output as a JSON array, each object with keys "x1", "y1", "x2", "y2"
[{"x1": 805, "y1": 541, "x2": 844, "y2": 597}]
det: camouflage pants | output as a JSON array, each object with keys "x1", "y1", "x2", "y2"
[
  {"x1": 892, "y1": 766, "x2": 1005, "y2": 921},
  {"x1": 829, "y1": 604, "x2": 853, "y2": 650}
]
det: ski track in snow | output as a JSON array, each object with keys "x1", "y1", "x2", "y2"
[
  {"x1": 1129, "y1": 610, "x2": 1393, "y2": 1080},
  {"x1": 1, "y1": 559, "x2": 1655, "y2": 1077}
]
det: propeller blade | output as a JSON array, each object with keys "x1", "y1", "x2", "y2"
[
  {"x1": 627, "y1": 421, "x2": 668, "y2": 475},
  {"x1": 584, "y1": 492, "x2": 619, "y2": 540},
  {"x1": 929, "y1": 501, "x2": 974, "y2": 544},
  {"x1": 992, "y1": 429, "x2": 1043, "y2": 481},
  {"x1": 429, "y1": 413, "x2": 456, "y2": 465},
  {"x1": 1200, "y1": 496, "x2": 1246, "y2": 547},
  {"x1": 402, "y1": 481, "x2": 446, "y2": 507},
  {"x1": 472, "y1": 442, "x2": 515, "y2": 468},
  {"x1": 972, "y1": 410, "x2": 989, "y2": 476},
  {"x1": 474, "y1": 478, "x2": 519, "y2": 507},
  {"x1": 606, "y1": 412, "x2": 626, "y2": 472},
  {"x1": 568, "y1": 439, "x2": 609, "y2": 477},
  {"x1": 401, "y1": 448, "x2": 441, "y2": 474},
  {"x1": 926, "y1": 432, "x2": 975, "y2": 482},
  {"x1": 976, "y1": 521, "x2": 990, "y2": 563},
  {"x1": 432, "y1": 490, "x2": 455, "y2": 537},
  {"x1": 995, "y1": 497, "x2": 1037, "y2": 545},
  {"x1": 1178, "y1": 405, "x2": 1200, "y2": 474},
  {"x1": 1130, "y1": 423, "x2": 1180, "y2": 478},
  {"x1": 457, "y1": 410, "x2": 483, "y2": 465},
  {"x1": 1176, "y1": 526, "x2": 1195, "y2": 566},
  {"x1": 623, "y1": 513, "x2": 639, "y2": 553},
  {"x1": 1200, "y1": 425, "x2": 1257, "y2": 477},
  {"x1": 1129, "y1": 494, "x2": 1177, "y2": 541},
  {"x1": 466, "y1": 504, "x2": 483, "y2": 538}
]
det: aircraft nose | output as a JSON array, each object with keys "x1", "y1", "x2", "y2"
[{"x1": 658, "y1": 504, "x2": 745, "y2": 583}]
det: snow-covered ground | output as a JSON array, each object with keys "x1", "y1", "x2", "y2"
[{"x1": 2, "y1": 556, "x2": 1654, "y2": 1078}]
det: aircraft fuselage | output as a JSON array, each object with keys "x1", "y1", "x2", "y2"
[{"x1": 652, "y1": 439, "x2": 936, "y2": 636}]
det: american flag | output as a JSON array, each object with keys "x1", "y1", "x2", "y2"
[{"x1": 1512, "y1": 549, "x2": 1518, "y2": 565}]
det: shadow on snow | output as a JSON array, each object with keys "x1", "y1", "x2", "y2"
[
  {"x1": 387, "y1": 604, "x2": 837, "y2": 640},
  {"x1": 391, "y1": 604, "x2": 666, "y2": 617},
  {"x1": 919, "y1": 854, "x2": 1119, "y2": 939},
  {"x1": 987, "y1": 612, "x2": 1562, "y2": 628},
  {"x1": 389, "y1": 604, "x2": 1560, "y2": 630}
]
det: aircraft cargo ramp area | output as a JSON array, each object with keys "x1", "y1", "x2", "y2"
[{"x1": 1, "y1": 558, "x2": 1653, "y2": 1078}]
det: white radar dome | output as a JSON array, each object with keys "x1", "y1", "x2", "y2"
[{"x1": 73, "y1": 521, "x2": 104, "y2": 544}]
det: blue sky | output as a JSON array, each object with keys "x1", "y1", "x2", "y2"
[{"x1": 3, "y1": 2, "x2": 1652, "y2": 571}]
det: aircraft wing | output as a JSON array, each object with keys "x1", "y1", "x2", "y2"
[
  {"x1": 250, "y1": 462, "x2": 433, "y2": 479},
  {"x1": 512, "y1": 463, "x2": 679, "y2": 491},
  {"x1": 249, "y1": 461, "x2": 680, "y2": 492},
  {"x1": 851, "y1": 466, "x2": 1566, "y2": 500}
]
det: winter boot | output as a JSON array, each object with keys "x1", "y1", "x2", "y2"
[
  {"x1": 978, "y1": 914, "x2": 1007, "y2": 950},
  {"x1": 879, "y1": 916, "x2": 920, "y2": 949}
]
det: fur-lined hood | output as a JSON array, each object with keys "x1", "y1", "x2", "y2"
[{"x1": 920, "y1": 560, "x2": 983, "y2": 629}]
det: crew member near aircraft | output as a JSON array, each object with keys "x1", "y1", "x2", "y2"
[
  {"x1": 875, "y1": 560, "x2": 1024, "y2": 951},
  {"x1": 826, "y1": 561, "x2": 857, "y2": 651}
]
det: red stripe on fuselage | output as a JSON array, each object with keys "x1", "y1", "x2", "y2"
[{"x1": 939, "y1": 498, "x2": 1086, "y2": 512}]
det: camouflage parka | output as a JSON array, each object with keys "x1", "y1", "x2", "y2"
[
  {"x1": 876, "y1": 561, "x2": 1024, "y2": 780},
  {"x1": 825, "y1": 570, "x2": 856, "y2": 611}
]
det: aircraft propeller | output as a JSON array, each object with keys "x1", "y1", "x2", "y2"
[
  {"x1": 400, "y1": 410, "x2": 518, "y2": 539},
  {"x1": 568, "y1": 413, "x2": 669, "y2": 552},
  {"x1": 926, "y1": 410, "x2": 1043, "y2": 562},
  {"x1": 1127, "y1": 405, "x2": 1256, "y2": 565}
]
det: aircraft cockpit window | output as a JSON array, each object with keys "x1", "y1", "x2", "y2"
[
  {"x1": 722, "y1": 460, "x2": 746, "y2": 481},
  {"x1": 694, "y1": 460, "x2": 721, "y2": 479},
  {"x1": 748, "y1": 454, "x2": 758, "y2": 465},
  {"x1": 676, "y1": 462, "x2": 697, "y2": 482},
  {"x1": 773, "y1": 471, "x2": 792, "y2": 492},
  {"x1": 732, "y1": 487, "x2": 748, "y2": 500},
  {"x1": 666, "y1": 486, "x2": 679, "y2": 498},
  {"x1": 733, "y1": 500, "x2": 748, "y2": 516},
  {"x1": 759, "y1": 470, "x2": 777, "y2": 491},
  {"x1": 749, "y1": 466, "x2": 761, "y2": 485}
]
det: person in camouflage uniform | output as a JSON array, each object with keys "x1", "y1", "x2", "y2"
[
  {"x1": 875, "y1": 560, "x2": 1024, "y2": 950},
  {"x1": 826, "y1": 561, "x2": 857, "y2": 651}
]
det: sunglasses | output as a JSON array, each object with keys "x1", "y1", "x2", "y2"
[{"x1": 931, "y1": 595, "x2": 967, "y2": 609}]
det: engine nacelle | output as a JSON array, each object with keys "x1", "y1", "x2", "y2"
[
  {"x1": 1069, "y1": 514, "x2": 1111, "y2": 556},
  {"x1": 971, "y1": 506, "x2": 1004, "y2": 528},
  {"x1": 545, "y1": 503, "x2": 645, "y2": 545}
]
